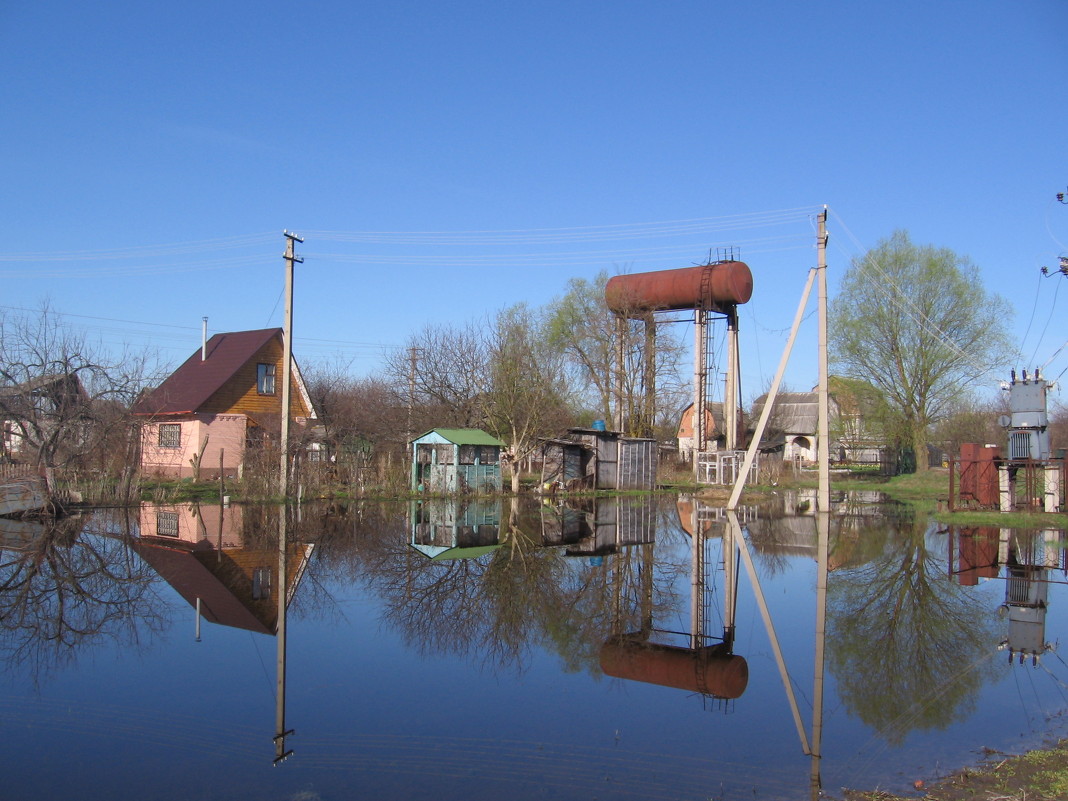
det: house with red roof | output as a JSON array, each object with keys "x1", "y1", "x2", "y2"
[{"x1": 133, "y1": 328, "x2": 317, "y2": 479}]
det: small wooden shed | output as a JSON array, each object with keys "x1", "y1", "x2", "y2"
[
  {"x1": 540, "y1": 427, "x2": 658, "y2": 491},
  {"x1": 411, "y1": 428, "x2": 505, "y2": 494}
]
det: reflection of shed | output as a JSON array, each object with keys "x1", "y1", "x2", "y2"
[
  {"x1": 600, "y1": 637, "x2": 748, "y2": 699},
  {"x1": 540, "y1": 428, "x2": 657, "y2": 491},
  {"x1": 411, "y1": 428, "x2": 504, "y2": 494},
  {"x1": 409, "y1": 500, "x2": 501, "y2": 560},
  {"x1": 539, "y1": 497, "x2": 655, "y2": 556}
]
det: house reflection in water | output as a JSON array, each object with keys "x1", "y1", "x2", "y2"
[
  {"x1": 133, "y1": 503, "x2": 313, "y2": 635},
  {"x1": 409, "y1": 500, "x2": 502, "y2": 561},
  {"x1": 951, "y1": 526, "x2": 1067, "y2": 665}
]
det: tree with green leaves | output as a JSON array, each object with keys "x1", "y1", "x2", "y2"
[
  {"x1": 830, "y1": 231, "x2": 1013, "y2": 471},
  {"x1": 485, "y1": 304, "x2": 571, "y2": 492}
]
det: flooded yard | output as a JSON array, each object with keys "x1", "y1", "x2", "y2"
[{"x1": 1, "y1": 492, "x2": 1066, "y2": 800}]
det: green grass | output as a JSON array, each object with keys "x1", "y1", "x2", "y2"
[{"x1": 844, "y1": 739, "x2": 1068, "y2": 801}]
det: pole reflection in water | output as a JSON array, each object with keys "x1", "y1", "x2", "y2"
[
  {"x1": 727, "y1": 505, "x2": 828, "y2": 799},
  {"x1": 810, "y1": 509, "x2": 829, "y2": 801},
  {"x1": 274, "y1": 503, "x2": 293, "y2": 765}
]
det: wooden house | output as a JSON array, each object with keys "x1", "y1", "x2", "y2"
[
  {"x1": 411, "y1": 428, "x2": 505, "y2": 494},
  {"x1": 0, "y1": 373, "x2": 90, "y2": 463},
  {"x1": 133, "y1": 328, "x2": 317, "y2": 479},
  {"x1": 540, "y1": 427, "x2": 658, "y2": 491}
]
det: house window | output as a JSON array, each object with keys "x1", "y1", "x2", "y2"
[
  {"x1": 156, "y1": 511, "x2": 179, "y2": 537},
  {"x1": 158, "y1": 423, "x2": 181, "y2": 448},
  {"x1": 257, "y1": 363, "x2": 276, "y2": 395},
  {"x1": 459, "y1": 445, "x2": 477, "y2": 465},
  {"x1": 480, "y1": 446, "x2": 500, "y2": 465},
  {"x1": 252, "y1": 567, "x2": 272, "y2": 600}
]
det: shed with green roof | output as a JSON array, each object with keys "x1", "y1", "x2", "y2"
[{"x1": 411, "y1": 428, "x2": 506, "y2": 494}]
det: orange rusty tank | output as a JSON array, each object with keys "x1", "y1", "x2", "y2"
[
  {"x1": 605, "y1": 261, "x2": 753, "y2": 316},
  {"x1": 599, "y1": 638, "x2": 749, "y2": 699}
]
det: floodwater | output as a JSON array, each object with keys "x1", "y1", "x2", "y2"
[{"x1": 1, "y1": 493, "x2": 1066, "y2": 801}]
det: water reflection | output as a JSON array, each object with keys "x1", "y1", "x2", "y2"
[
  {"x1": 1, "y1": 495, "x2": 1066, "y2": 800},
  {"x1": 0, "y1": 512, "x2": 166, "y2": 679},
  {"x1": 950, "y1": 526, "x2": 1065, "y2": 665}
]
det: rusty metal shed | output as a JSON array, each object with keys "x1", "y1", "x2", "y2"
[{"x1": 540, "y1": 427, "x2": 657, "y2": 491}]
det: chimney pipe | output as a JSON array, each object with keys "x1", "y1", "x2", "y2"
[{"x1": 202, "y1": 317, "x2": 208, "y2": 361}]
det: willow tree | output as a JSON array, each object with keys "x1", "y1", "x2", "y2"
[{"x1": 830, "y1": 231, "x2": 1013, "y2": 471}]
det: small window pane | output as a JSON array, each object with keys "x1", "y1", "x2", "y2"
[
  {"x1": 459, "y1": 445, "x2": 476, "y2": 465},
  {"x1": 252, "y1": 567, "x2": 272, "y2": 600}
]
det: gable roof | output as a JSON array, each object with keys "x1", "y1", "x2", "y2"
[
  {"x1": 133, "y1": 328, "x2": 281, "y2": 416},
  {"x1": 750, "y1": 392, "x2": 842, "y2": 436},
  {"x1": 413, "y1": 428, "x2": 506, "y2": 447}
]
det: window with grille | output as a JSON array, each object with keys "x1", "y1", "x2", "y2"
[
  {"x1": 158, "y1": 423, "x2": 181, "y2": 448},
  {"x1": 156, "y1": 511, "x2": 179, "y2": 537}
]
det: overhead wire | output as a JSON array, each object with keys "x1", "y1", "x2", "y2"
[
  {"x1": 4, "y1": 207, "x2": 822, "y2": 372},
  {"x1": 1028, "y1": 277, "x2": 1062, "y2": 369},
  {"x1": 827, "y1": 207, "x2": 993, "y2": 378}
]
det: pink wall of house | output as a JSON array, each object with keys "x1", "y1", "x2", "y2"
[
  {"x1": 141, "y1": 413, "x2": 248, "y2": 479},
  {"x1": 139, "y1": 502, "x2": 246, "y2": 547}
]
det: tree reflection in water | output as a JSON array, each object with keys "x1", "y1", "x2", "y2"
[
  {"x1": 0, "y1": 512, "x2": 168, "y2": 681},
  {"x1": 826, "y1": 512, "x2": 1001, "y2": 745},
  {"x1": 327, "y1": 497, "x2": 686, "y2": 676}
]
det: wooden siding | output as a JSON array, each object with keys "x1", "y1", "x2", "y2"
[{"x1": 199, "y1": 338, "x2": 311, "y2": 421}]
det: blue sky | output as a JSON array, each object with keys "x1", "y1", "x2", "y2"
[{"x1": 2, "y1": 1, "x2": 1065, "y2": 406}]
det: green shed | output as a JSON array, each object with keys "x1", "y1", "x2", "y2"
[{"x1": 411, "y1": 428, "x2": 505, "y2": 494}]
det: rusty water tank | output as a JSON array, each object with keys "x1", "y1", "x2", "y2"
[
  {"x1": 605, "y1": 261, "x2": 753, "y2": 317},
  {"x1": 599, "y1": 638, "x2": 749, "y2": 699}
]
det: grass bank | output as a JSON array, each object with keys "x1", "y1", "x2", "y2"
[{"x1": 843, "y1": 738, "x2": 1068, "y2": 801}]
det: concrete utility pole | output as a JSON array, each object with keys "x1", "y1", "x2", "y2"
[
  {"x1": 816, "y1": 208, "x2": 830, "y2": 510},
  {"x1": 280, "y1": 230, "x2": 304, "y2": 497}
]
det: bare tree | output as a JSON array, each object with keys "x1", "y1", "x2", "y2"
[
  {"x1": 548, "y1": 271, "x2": 688, "y2": 437},
  {"x1": 0, "y1": 305, "x2": 161, "y2": 498},
  {"x1": 385, "y1": 322, "x2": 492, "y2": 430}
]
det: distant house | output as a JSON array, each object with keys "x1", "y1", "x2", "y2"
[
  {"x1": 411, "y1": 428, "x2": 505, "y2": 494},
  {"x1": 749, "y1": 391, "x2": 840, "y2": 463},
  {"x1": 0, "y1": 373, "x2": 90, "y2": 463},
  {"x1": 133, "y1": 328, "x2": 318, "y2": 479},
  {"x1": 676, "y1": 402, "x2": 726, "y2": 459},
  {"x1": 540, "y1": 427, "x2": 658, "y2": 491}
]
